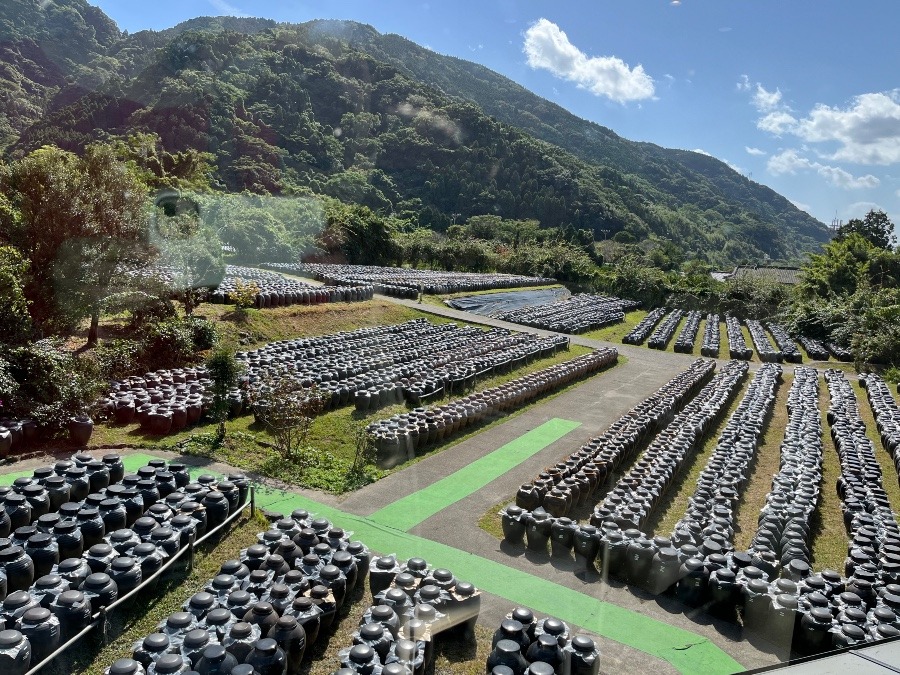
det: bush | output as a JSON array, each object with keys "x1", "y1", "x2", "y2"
[
  {"x1": 230, "y1": 279, "x2": 260, "y2": 310},
  {"x1": 91, "y1": 339, "x2": 143, "y2": 380},
  {"x1": 6, "y1": 339, "x2": 102, "y2": 434},
  {"x1": 187, "y1": 316, "x2": 219, "y2": 351},
  {"x1": 143, "y1": 318, "x2": 196, "y2": 369}
]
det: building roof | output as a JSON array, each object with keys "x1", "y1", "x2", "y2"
[{"x1": 719, "y1": 265, "x2": 802, "y2": 285}]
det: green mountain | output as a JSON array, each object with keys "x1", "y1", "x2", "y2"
[{"x1": 0, "y1": 2, "x2": 830, "y2": 265}]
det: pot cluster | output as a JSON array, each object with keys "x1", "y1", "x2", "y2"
[
  {"x1": 515, "y1": 359, "x2": 716, "y2": 518},
  {"x1": 827, "y1": 342, "x2": 853, "y2": 362},
  {"x1": 276, "y1": 263, "x2": 554, "y2": 297},
  {"x1": 647, "y1": 309, "x2": 684, "y2": 350},
  {"x1": 595, "y1": 361, "x2": 748, "y2": 530},
  {"x1": 368, "y1": 349, "x2": 617, "y2": 470},
  {"x1": 99, "y1": 366, "x2": 215, "y2": 436},
  {"x1": 236, "y1": 320, "x2": 568, "y2": 416},
  {"x1": 766, "y1": 322, "x2": 802, "y2": 363},
  {"x1": 0, "y1": 454, "x2": 250, "y2": 674},
  {"x1": 493, "y1": 294, "x2": 640, "y2": 335},
  {"x1": 483, "y1": 608, "x2": 599, "y2": 675},
  {"x1": 621, "y1": 308, "x2": 666, "y2": 346},
  {"x1": 746, "y1": 319, "x2": 782, "y2": 363},
  {"x1": 798, "y1": 336, "x2": 829, "y2": 361},
  {"x1": 0, "y1": 420, "x2": 38, "y2": 459},
  {"x1": 751, "y1": 367, "x2": 822, "y2": 569},
  {"x1": 673, "y1": 311, "x2": 702, "y2": 354},
  {"x1": 108, "y1": 509, "x2": 372, "y2": 675},
  {"x1": 671, "y1": 364, "x2": 781, "y2": 551},
  {"x1": 725, "y1": 315, "x2": 752, "y2": 360},
  {"x1": 328, "y1": 555, "x2": 480, "y2": 675},
  {"x1": 861, "y1": 373, "x2": 900, "y2": 483},
  {"x1": 211, "y1": 266, "x2": 374, "y2": 309}
]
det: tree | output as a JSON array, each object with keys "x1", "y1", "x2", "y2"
[
  {"x1": 0, "y1": 144, "x2": 150, "y2": 342},
  {"x1": 206, "y1": 349, "x2": 243, "y2": 442},
  {"x1": 836, "y1": 210, "x2": 896, "y2": 250}
]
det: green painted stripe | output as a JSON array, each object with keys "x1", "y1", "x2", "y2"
[
  {"x1": 253, "y1": 486, "x2": 743, "y2": 675},
  {"x1": 368, "y1": 418, "x2": 581, "y2": 531}
]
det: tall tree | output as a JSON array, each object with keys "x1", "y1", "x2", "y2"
[
  {"x1": 0, "y1": 144, "x2": 149, "y2": 342},
  {"x1": 836, "y1": 209, "x2": 896, "y2": 250}
]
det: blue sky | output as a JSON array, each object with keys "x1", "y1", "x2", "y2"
[{"x1": 94, "y1": 0, "x2": 900, "y2": 229}]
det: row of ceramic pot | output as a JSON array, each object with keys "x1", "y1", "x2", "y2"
[
  {"x1": 671, "y1": 364, "x2": 781, "y2": 550},
  {"x1": 673, "y1": 311, "x2": 703, "y2": 354},
  {"x1": 825, "y1": 370, "x2": 900, "y2": 588},
  {"x1": 515, "y1": 359, "x2": 717, "y2": 518},
  {"x1": 700, "y1": 313, "x2": 721, "y2": 358},
  {"x1": 861, "y1": 372, "x2": 900, "y2": 479},
  {"x1": 99, "y1": 320, "x2": 567, "y2": 436},
  {"x1": 798, "y1": 336, "x2": 830, "y2": 361},
  {"x1": 750, "y1": 367, "x2": 823, "y2": 569},
  {"x1": 827, "y1": 343, "x2": 853, "y2": 362},
  {"x1": 0, "y1": 419, "x2": 39, "y2": 458},
  {"x1": 767, "y1": 322, "x2": 803, "y2": 363},
  {"x1": 260, "y1": 263, "x2": 421, "y2": 299},
  {"x1": 484, "y1": 608, "x2": 598, "y2": 675},
  {"x1": 331, "y1": 554, "x2": 480, "y2": 675},
  {"x1": 725, "y1": 315, "x2": 752, "y2": 360},
  {"x1": 211, "y1": 276, "x2": 374, "y2": 309},
  {"x1": 492, "y1": 294, "x2": 640, "y2": 335},
  {"x1": 274, "y1": 263, "x2": 555, "y2": 296},
  {"x1": 367, "y1": 349, "x2": 618, "y2": 469},
  {"x1": 621, "y1": 307, "x2": 666, "y2": 345},
  {"x1": 746, "y1": 319, "x2": 783, "y2": 363},
  {"x1": 647, "y1": 309, "x2": 685, "y2": 350},
  {"x1": 595, "y1": 361, "x2": 749, "y2": 530},
  {"x1": 105, "y1": 508, "x2": 372, "y2": 675},
  {"x1": 499, "y1": 506, "x2": 900, "y2": 655}
]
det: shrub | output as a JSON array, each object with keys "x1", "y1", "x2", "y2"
[
  {"x1": 91, "y1": 339, "x2": 143, "y2": 380},
  {"x1": 143, "y1": 318, "x2": 196, "y2": 368},
  {"x1": 187, "y1": 316, "x2": 219, "y2": 351},
  {"x1": 6, "y1": 339, "x2": 102, "y2": 433},
  {"x1": 231, "y1": 279, "x2": 260, "y2": 310}
]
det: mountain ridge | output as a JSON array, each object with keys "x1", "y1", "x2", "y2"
[{"x1": 0, "y1": 4, "x2": 830, "y2": 266}]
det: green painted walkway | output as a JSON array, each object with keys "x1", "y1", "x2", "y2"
[{"x1": 367, "y1": 419, "x2": 581, "y2": 531}]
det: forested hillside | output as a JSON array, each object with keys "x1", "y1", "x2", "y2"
[{"x1": 0, "y1": 2, "x2": 830, "y2": 265}]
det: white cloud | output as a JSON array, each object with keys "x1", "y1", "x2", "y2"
[
  {"x1": 692, "y1": 148, "x2": 712, "y2": 156},
  {"x1": 208, "y1": 0, "x2": 248, "y2": 16},
  {"x1": 757, "y1": 111, "x2": 798, "y2": 136},
  {"x1": 736, "y1": 74, "x2": 751, "y2": 92},
  {"x1": 789, "y1": 91, "x2": 900, "y2": 165},
  {"x1": 752, "y1": 83, "x2": 783, "y2": 112},
  {"x1": 523, "y1": 18, "x2": 655, "y2": 103},
  {"x1": 745, "y1": 146, "x2": 766, "y2": 156},
  {"x1": 767, "y1": 149, "x2": 880, "y2": 189},
  {"x1": 789, "y1": 199, "x2": 812, "y2": 213}
]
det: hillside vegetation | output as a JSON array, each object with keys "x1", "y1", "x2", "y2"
[{"x1": 0, "y1": 2, "x2": 829, "y2": 266}]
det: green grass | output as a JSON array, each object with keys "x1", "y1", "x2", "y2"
[
  {"x1": 478, "y1": 498, "x2": 509, "y2": 540},
  {"x1": 580, "y1": 308, "x2": 649, "y2": 343}
]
